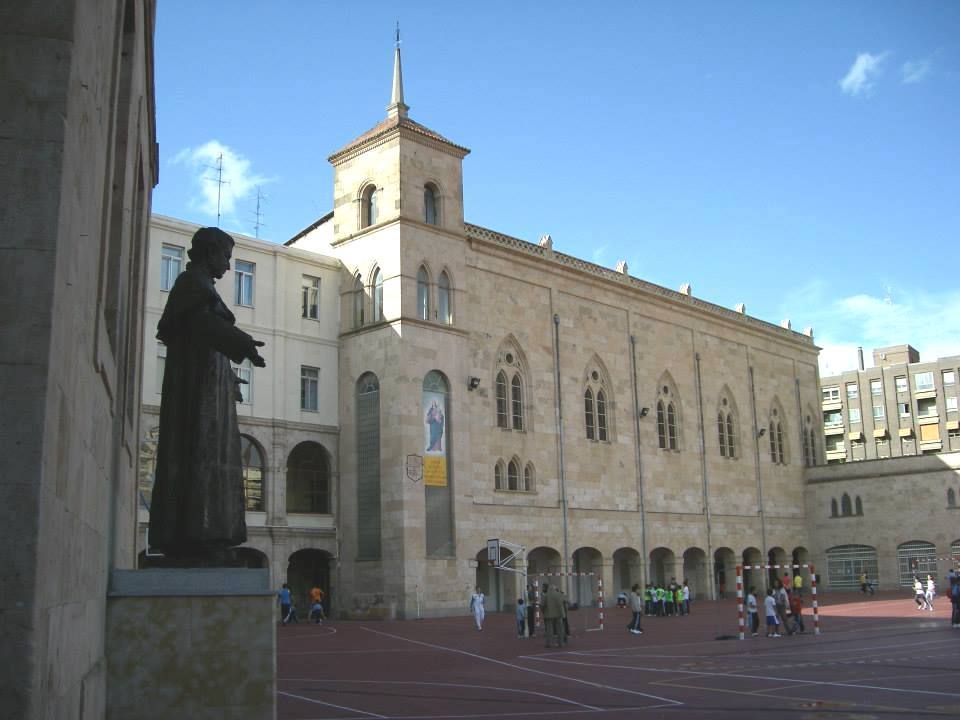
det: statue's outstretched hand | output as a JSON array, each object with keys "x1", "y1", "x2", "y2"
[{"x1": 249, "y1": 340, "x2": 267, "y2": 368}]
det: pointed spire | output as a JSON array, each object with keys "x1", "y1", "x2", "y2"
[{"x1": 387, "y1": 23, "x2": 409, "y2": 119}]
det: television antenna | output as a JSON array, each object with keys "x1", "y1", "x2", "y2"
[{"x1": 204, "y1": 152, "x2": 230, "y2": 225}]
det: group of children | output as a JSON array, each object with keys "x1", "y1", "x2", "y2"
[
  {"x1": 277, "y1": 583, "x2": 327, "y2": 625},
  {"x1": 617, "y1": 578, "x2": 693, "y2": 617},
  {"x1": 746, "y1": 574, "x2": 806, "y2": 638}
]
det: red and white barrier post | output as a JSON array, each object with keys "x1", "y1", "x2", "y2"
[
  {"x1": 736, "y1": 564, "x2": 745, "y2": 640},
  {"x1": 598, "y1": 577, "x2": 605, "y2": 631},
  {"x1": 810, "y1": 563, "x2": 820, "y2": 636}
]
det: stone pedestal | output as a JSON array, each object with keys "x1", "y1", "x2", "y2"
[{"x1": 106, "y1": 568, "x2": 276, "y2": 720}]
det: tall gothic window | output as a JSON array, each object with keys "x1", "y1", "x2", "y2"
[
  {"x1": 423, "y1": 371, "x2": 453, "y2": 556},
  {"x1": 372, "y1": 267, "x2": 383, "y2": 322},
  {"x1": 769, "y1": 422, "x2": 778, "y2": 463},
  {"x1": 776, "y1": 422, "x2": 785, "y2": 464},
  {"x1": 424, "y1": 183, "x2": 438, "y2": 225},
  {"x1": 417, "y1": 265, "x2": 430, "y2": 320},
  {"x1": 596, "y1": 390, "x2": 608, "y2": 441},
  {"x1": 361, "y1": 185, "x2": 378, "y2": 228},
  {"x1": 494, "y1": 461, "x2": 504, "y2": 490},
  {"x1": 511, "y1": 374, "x2": 523, "y2": 430},
  {"x1": 584, "y1": 389, "x2": 595, "y2": 441},
  {"x1": 437, "y1": 270, "x2": 451, "y2": 324},
  {"x1": 841, "y1": 493, "x2": 852, "y2": 516},
  {"x1": 353, "y1": 274, "x2": 364, "y2": 328},
  {"x1": 667, "y1": 403, "x2": 678, "y2": 449},
  {"x1": 523, "y1": 463, "x2": 534, "y2": 491},
  {"x1": 356, "y1": 373, "x2": 381, "y2": 559},
  {"x1": 496, "y1": 371, "x2": 508, "y2": 428},
  {"x1": 507, "y1": 459, "x2": 519, "y2": 490},
  {"x1": 718, "y1": 413, "x2": 727, "y2": 457},
  {"x1": 726, "y1": 413, "x2": 736, "y2": 457},
  {"x1": 657, "y1": 400, "x2": 667, "y2": 449}
]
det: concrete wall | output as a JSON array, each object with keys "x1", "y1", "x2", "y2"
[{"x1": 0, "y1": 1, "x2": 157, "y2": 717}]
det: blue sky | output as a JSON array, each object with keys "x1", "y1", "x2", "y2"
[{"x1": 153, "y1": 1, "x2": 959, "y2": 373}]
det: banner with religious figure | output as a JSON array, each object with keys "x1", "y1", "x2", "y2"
[{"x1": 422, "y1": 391, "x2": 447, "y2": 486}]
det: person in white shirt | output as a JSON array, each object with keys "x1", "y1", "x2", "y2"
[
  {"x1": 470, "y1": 587, "x2": 486, "y2": 630},
  {"x1": 747, "y1": 587, "x2": 759, "y2": 636},
  {"x1": 925, "y1": 575, "x2": 936, "y2": 611},
  {"x1": 764, "y1": 589, "x2": 781, "y2": 637},
  {"x1": 682, "y1": 581, "x2": 691, "y2": 616}
]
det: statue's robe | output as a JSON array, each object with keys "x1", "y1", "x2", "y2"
[{"x1": 148, "y1": 264, "x2": 253, "y2": 555}]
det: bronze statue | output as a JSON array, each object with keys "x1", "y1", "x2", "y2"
[{"x1": 149, "y1": 227, "x2": 266, "y2": 560}]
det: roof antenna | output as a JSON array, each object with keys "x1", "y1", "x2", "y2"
[
  {"x1": 204, "y1": 152, "x2": 230, "y2": 226},
  {"x1": 252, "y1": 185, "x2": 267, "y2": 239}
]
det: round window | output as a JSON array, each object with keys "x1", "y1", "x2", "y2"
[
  {"x1": 505, "y1": 352, "x2": 514, "y2": 364},
  {"x1": 591, "y1": 370, "x2": 599, "y2": 381}
]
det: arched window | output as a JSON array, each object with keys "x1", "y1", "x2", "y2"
[
  {"x1": 657, "y1": 400, "x2": 667, "y2": 449},
  {"x1": 948, "y1": 488, "x2": 956, "y2": 507},
  {"x1": 361, "y1": 185, "x2": 378, "y2": 228},
  {"x1": 808, "y1": 429, "x2": 817, "y2": 465},
  {"x1": 511, "y1": 374, "x2": 523, "y2": 430},
  {"x1": 769, "y1": 422, "x2": 778, "y2": 463},
  {"x1": 494, "y1": 462, "x2": 504, "y2": 490},
  {"x1": 437, "y1": 271, "x2": 451, "y2": 324},
  {"x1": 356, "y1": 373, "x2": 381, "y2": 559},
  {"x1": 495, "y1": 371, "x2": 508, "y2": 428},
  {"x1": 523, "y1": 463, "x2": 534, "y2": 492},
  {"x1": 286, "y1": 442, "x2": 330, "y2": 514},
  {"x1": 830, "y1": 498, "x2": 838, "y2": 517},
  {"x1": 841, "y1": 493, "x2": 852, "y2": 517},
  {"x1": 240, "y1": 435, "x2": 264, "y2": 512},
  {"x1": 717, "y1": 413, "x2": 727, "y2": 457},
  {"x1": 726, "y1": 413, "x2": 736, "y2": 458},
  {"x1": 584, "y1": 389, "x2": 595, "y2": 440},
  {"x1": 352, "y1": 274, "x2": 364, "y2": 328},
  {"x1": 507, "y1": 459, "x2": 519, "y2": 491},
  {"x1": 776, "y1": 422, "x2": 785, "y2": 464},
  {"x1": 855, "y1": 496, "x2": 863, "y2": 515},
  {"x1": 424, "y1": 183, "x2": 438, "y2": 225},
  {"x1": 417, "y1": 265, "x2": 430, "y2": 320},
  {"x1": 423, "y1": 371, "x2": 453, "y2": 557},
  {"x1": 372, "y1": 267, "x2": 383, "y2": 322},
  {"x1": 667, "y1": 403, "x2": 678, "y2": 449},
  {"x1": 596, "y1": 390, "x2": 608, "y2": 441}
]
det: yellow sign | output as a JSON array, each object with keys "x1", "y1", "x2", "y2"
[{"x1": 424, "y1": 456, "x2": 447, "y2": 487}]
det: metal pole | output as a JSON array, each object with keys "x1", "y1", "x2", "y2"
[
  {"x1": 629, "y1": 335, "x2": 648, "y2": 584},
  {"x1": 748, "y1": 366, "x2": 769, "y2": 593},
  {"x1": 553, "y1": 313, "x2": 571, "y2": 597},
  {"x1": 694, "y1": 352, "x2": 715, "y2": 600}
]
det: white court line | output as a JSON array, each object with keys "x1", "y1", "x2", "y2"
[
  {"x1": 280, "y1": 648, "x2": 421, "y2": 657},
  {"x1": 278, "y1": 690, "x2": 387, "y2": 718},
  {"x1": 358, "y1": 625, "x2": 682, "y2": 708},
  {"x1": 527, "y1": 655, "x2": 960, "y2": 700},
  {"x1": 280, "y1": 678, "x2": 608, "y2": 710},
  {"x1": 276, "y1": 706, "x2": 680, "y2": 720}
]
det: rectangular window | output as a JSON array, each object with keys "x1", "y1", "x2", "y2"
[
  {"x1": 823, "y1": 410, "x2": 843, "y2": 427},
  {"x1": 943, "y1": 370, "x2": 956, "y2": 386},
  {"x1": 947, "y1": 396, "x2": 958, "y2": 412},
  {"x1": 872, "y1": 404, "x2": 885, "y2": 420},
  {"x1": 156, "y1": 343, "x2": 166, "y2": 394},
  {"x1": 919, "y1": 423, "x2": 940, "y2": 443},
  {"x1": 301, "y1": 275, "x2": 320, "y2": 319},
  {"x1": 848, "y1": 407, "x2": 861, "y2": 424},
  {"x1": 917, "y1": 397, "x2": 937, "y2": 417},
  {"x1": 825, "y1": 435, "x2": 844, "y2": 452},
  {"x1": 846, "y1": 383, "x2": 859, "y2": 400},
  {"x1": 235, "y1": 260, "x2": 255, "y2": 306},
  {"x1": 895, "y1": 376, "x2": 908, "y2": 393},
  {"x1": 870, "y1": 379, "x2": 883, "y2": 396},
  {"x1": 915, "y1": 371, "x2": 934, "y2": 392},
  {"x1": 898, "y1": 402, "x2": 911, "y2": 417},
  {"x1": 233, "y1": 358, "x2": 252, "y2": 404},
  {"x1": 822, "y1": 386, "x2": 840, "y2": 402},
  {"x1": 160, "y1": 244, "x2": 183, "y2": 291},
  {"x1": 300, "y1": 366, "x2": 319, "y2": 411}
]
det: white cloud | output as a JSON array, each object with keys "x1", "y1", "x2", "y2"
[
  {"x1": 839, "y1": 52, "x2": 888, "y2": 96},
  {"x1": 901, "y1": 58, "x2": 931, "y2": 84},
  {"x1": 170, "y1": 140, "x2": 271, "y2": 223},
  {"x1": 780, "y1": 281, "x2": 960, "y2": 375}
]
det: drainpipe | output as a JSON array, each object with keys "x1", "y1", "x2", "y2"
[
  {"x1": 748, "y1": 366, "x2": 769, "y2": 592},
  {"x1": 552, "y1": 313, "x2": 570, "y2": 596},
  {"x1": 629, "y1": 335, "x2": 648, "y2": 584},
  {"x1": 694, "y1": 353, "x2": 715, "y2": 599}
]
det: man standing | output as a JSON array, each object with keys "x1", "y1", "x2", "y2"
[
  {"x1": 470, "y1": 586, "x2": 486, "y2": 630},
  {"x1": 628, "y1": 584, "x2": 644, "y2": 635},
  {"x1": 526, "y1": 583, "x2": 537, "y2": 638},
  {"x1": 543, "y1": 584, "x2": 566, "y2": 648},
  {"x1": 793, "y1": 572, "x2": 803, "y2": 598}
]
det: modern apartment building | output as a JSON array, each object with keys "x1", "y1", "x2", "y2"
[{"x1": 820, "y1": 344, "x2": 960, "y2": 463}]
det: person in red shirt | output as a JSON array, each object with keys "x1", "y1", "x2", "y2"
[{"x1": 789, "y1": 593, "x2": 805, "y2": 634}]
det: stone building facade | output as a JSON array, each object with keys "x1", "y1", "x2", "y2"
[
  {"x1": 1, "y1": 1, "x2": 158, "y2": 718},
  {"x1": 805, "y1": 452, "x2": 960, "y2": 589},
  {"x1": 285, "y1": 45, "x2": 823, "y2": 617}
]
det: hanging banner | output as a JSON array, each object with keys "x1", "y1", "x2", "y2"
[{"x1": 422, "y1": 391, "x2": 447, "y2": 487}]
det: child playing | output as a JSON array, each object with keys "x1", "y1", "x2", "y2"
[
  {"x1": 747, "y1": 586, "x2": 759, "y2": 636},
  {"x1": 764, "y1": 588, "x2": 781, "y2": 637},
  {"x1": 789, "y1": 592, "x2": 805, "y2": 634},
  {"x1": 516, "y1": 598, "x2": 526, "y2": 638}
]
